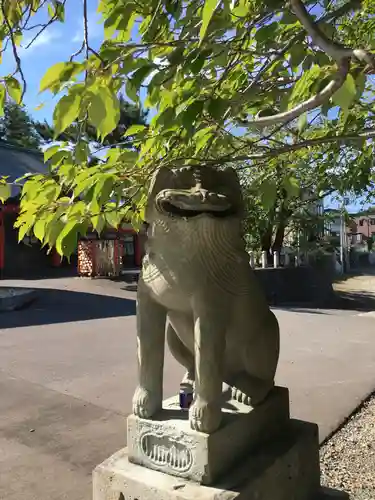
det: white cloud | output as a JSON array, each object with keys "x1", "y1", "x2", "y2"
[
  {"x1": 72, "y1": 11, "x2": 103, "y2": 43},
  {"x1": 20, "y1": 30, "x2": 62, "y2": 55}
]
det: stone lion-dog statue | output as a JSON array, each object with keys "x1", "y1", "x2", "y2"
[{"x1": 132, "y1": 165, "x2": 280, "y2": 434}]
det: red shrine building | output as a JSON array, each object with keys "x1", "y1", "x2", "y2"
[{"x1": 0, "y1": 142, "x2": 144, "y2": 278}]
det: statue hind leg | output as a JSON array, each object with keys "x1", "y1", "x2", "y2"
[
  {"x1": 166, "y1": 320, "x2": 195, "y2": 386},
  {"x1": 229, "y1": 372, "x2": 275, "y2": 406},
  {"x1": 229, "y1": 314, "x2": 279, "y2": 406}
]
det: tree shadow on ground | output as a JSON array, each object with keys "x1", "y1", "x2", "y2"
[
  {"x1": 0, "y1": 287, "x2": 136, "y2": 329},
  {"x1": 333, "y1": 266, "x2": 375, "y2": 285},
  {"x1": 280, "y1": 291, "x2": 375, "y2": 314}
]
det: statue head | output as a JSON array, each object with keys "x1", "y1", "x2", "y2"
[{"x1": 145, "y1": 165, "x2": 244, "y2": 223}]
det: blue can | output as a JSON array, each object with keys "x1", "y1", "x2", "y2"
[{"x1": 179, "y1": 383, "x2": 194, "y2": 410}]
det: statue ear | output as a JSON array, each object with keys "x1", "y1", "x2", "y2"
[
  {"x1": 221, "y1": 166, "x2": 244, "y2": 216},
  {"x1": 145, "y1": 167, "x2": 171, "y2": 221}
]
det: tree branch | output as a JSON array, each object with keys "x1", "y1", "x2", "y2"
[
  {"x1": 164, "y1": 128, "x2": 375, "y2": 167},
  {"x1": 241, "y1": 0, "x2": 372, "y2": 130},
  {"x1": 248, "y1": 58, "x2": 350, "y2": 128},
  {"x1": 290, "y1": 0, "x2": 375, "y2": 68},
  {"x1": 1, "y1": 1, "x2": 27, "y2": 101}
]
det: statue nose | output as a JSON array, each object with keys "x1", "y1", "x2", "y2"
[
  {"x1": 199, "y1": 189, "x2": 208, "y2": 201},
  {"x1": 192, "y1": 188, "x2": 209, "y2": 201}
]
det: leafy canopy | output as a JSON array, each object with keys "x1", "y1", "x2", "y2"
[{"x1": 0, "y1": 0, "x2": 374, "y2": 256}]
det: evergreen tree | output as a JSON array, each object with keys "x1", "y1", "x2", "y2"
[{"x1": 0, "y1": 101, "x2": 41, "y2": 150}]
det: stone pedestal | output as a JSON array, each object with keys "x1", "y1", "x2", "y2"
[
  {"x1": 127, "y1": 386, "x2": 290, "y2": 485},
  {"x1": 93, "y1": 420, "x2": 324, "y2": 500}
]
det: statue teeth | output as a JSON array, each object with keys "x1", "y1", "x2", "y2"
[{"x1": 141, "y1": 434, "x2": 192, "y2": 471}]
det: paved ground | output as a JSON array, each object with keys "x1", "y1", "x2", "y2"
[{"x1": 0, "y1": 276, "x2": 374, "y2": 500}]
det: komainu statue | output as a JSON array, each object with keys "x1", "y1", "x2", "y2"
[{"x1": 132, "y1": 165, "x2": 280, "y2": 434}]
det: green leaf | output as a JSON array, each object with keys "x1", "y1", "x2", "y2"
[
  {"x1": 51, "y1": 0, "x2": 65, "y2": 21},
  {"x1": 126, "y1": 79, "x2": 138, "y2": 103},
  {"x1": 260, "y1": 180, "x2": 277, "y2": 210},
  {"x1": 124, "y1": 124, "x2": 147, "y2": 137},
  {"x1": 55, "y1": 221, "x2": 80, "y2": 257},
  {"x1": 88, "y1": 86, "x2": 120, "y2": 140},
  {"x1": 288, "y1": 65, "x2": 321, "y2": 109},
  {"x1": 44, "y1": 145, "x2": 61, "y2": 162},
  {"x1": 105, "y1": 207, "x2": 122, "y2": 229},
  {"x1": 75, "y1": 141, "x2": 89, "y2": 164},
  {"x1": 5, "y1": 76, "x2": 22, "y2": 104},
  {"x1": 39, "y1": 62, "x2": 83, "y2": 94},
  {"x1": 297, "y1": 113, "x2": 307, "y2": 134},
  {"x1": 53, "y1": 92, "x2": 82, "y2": 137},
  {"x1": 95, "y1": 175, "x2": 115, "y2": 207},
  {"x1": 34, "y1": 218, "x2": 47, "y2": 242},
  {"x1": 283, "y1": 177, "x2": 300, "y2": 198},
  {"x1": 194, "y1": 127, "x2": 213, "y2": 153},
  {"x1": 231, "y1": 0, "x2": 248, "y2": 17},
  {"x1": 332, "y1": 75, "x2": 356, "y2": 110},
  {"x1": 181, "y1": 100, "x2": 204, "y2": 129},
  {"x1": 91, "y1": 213, "x2": 106, "y2": 234},
  {"x1": 0, "y1": 182, "x2": 11, "y2": 202},
  {"x1": 18, "y1": 223, "x2": 32, "y2": 243},
  {"x1": 131, "y1": 64, "x2": 155, "y2": 90},
  {"x1": 0, "y1": 84, "x2": 5, "y2": 116},
  {"x1": 200, "y1": 0, "x2": 219, "y2": 42},
  {"x1": 255, "y1": 23, "x2": 278, "y2": 43},
  {"x1": 207, "y1": 97, "x2": 228, "y2": 120}
]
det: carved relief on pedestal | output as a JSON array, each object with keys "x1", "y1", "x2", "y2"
[{"x1": 140, "y1": 432, "x2": 193, "y2": 472}]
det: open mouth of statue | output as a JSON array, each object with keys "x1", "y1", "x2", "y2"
[{"x1": 156, "y1": 190, "x2": 234, "y2": 218}]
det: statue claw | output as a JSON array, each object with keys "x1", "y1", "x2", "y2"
[
  {"x1": 132, "y1": 386, "x2": 162, "y2": 418},
  {"x1": 189, "y1": 397, "x2": 222, "y2": 433}
]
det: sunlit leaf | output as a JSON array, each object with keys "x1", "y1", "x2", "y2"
[
  {"x1": 200, "y1": 0, "x2": 219, "y2": 42},
  {"x1": 5, "y1": 76, "x2": 22, "y2": 104},
  {"x1": 124, "y1": 124, "x2": 147, "y2": 137},
  {"x1": 288, "y1": 65, "x2": 322, "y2": 109},
  {"x1": 260, "y1": 180, "x2": 277, "y2": 210},
  {"x1": 53, "y1": 92, "x2": 82, "y2": 137},
  {"x1": 0, "y1": 84, "x2": 5, "y2": 116},
  {"x1": 55, "y1": 221, "x2": 80, "y2": 257},
  {"x1": 332, "y1": 75, "x2": 357, "y2": 110},
  {"x1": 39, "y1": 62, "x2": 84, "y2": 94},
  {"x1": 0, "y1": 182, "x2": 11, "y2": 202},
  {"x1": 88, "y1": 85, "x2": 120, "y2": 140}
]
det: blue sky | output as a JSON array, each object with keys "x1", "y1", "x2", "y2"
[{"x1": 1, "y1": 0, "x2": 103, "y2": 122}]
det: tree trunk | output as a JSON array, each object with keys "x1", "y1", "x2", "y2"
[
  {"x1": 272, "y1": 221, "x2": 286, "y2": 254},
  {"x1": 260, "y1": 226, "x2": 273, "y2": 253}
]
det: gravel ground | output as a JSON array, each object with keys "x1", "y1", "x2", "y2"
[{"x1": 320, "y1": 394, "x2": 375, "y2": 500}]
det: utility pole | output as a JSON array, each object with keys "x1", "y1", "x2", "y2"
[{"x1": 340, "y1": 197, "x2": 349, "y2": 274}]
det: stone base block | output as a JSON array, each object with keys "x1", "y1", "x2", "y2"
[
  {"x1": 127, "y1": 386, "x2": 289, "y2": 485},
  {"x1": 94, "y1": 419, "x2": 324, "y2": 500}
]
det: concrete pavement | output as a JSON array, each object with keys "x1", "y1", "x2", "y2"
[{"x1": 0, "y1": 277, "x2": 374, "y2": 500}]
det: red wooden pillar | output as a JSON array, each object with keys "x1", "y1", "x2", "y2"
[
  {"x1": 51, "y1": 248, "x2": 62, "y2": 267},
  {"x1": 0, "y1": 212, "x2": 4, "y2": 274}
]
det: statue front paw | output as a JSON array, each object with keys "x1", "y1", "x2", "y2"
[
  {"x1": 132, "y1": 385, "x2": 162, "y2": 418},
  {"x1": 189, "y1": 397, "x2": 222, "y2": 433}
]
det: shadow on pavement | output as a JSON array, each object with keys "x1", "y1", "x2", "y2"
[
  {"x1": 278, "y1": 291, "x2": 375, "y2": 314},
  {"x1": 0, "y1": 287, "x2": 136, "y2": 329}
]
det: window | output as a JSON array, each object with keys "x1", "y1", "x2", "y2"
[
  {"x1": 359, "y1": 219, "x2": 364, "y2": 226},
  {"x1": 371, "y1": 219, "x2": 375, "y2": 226}
]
